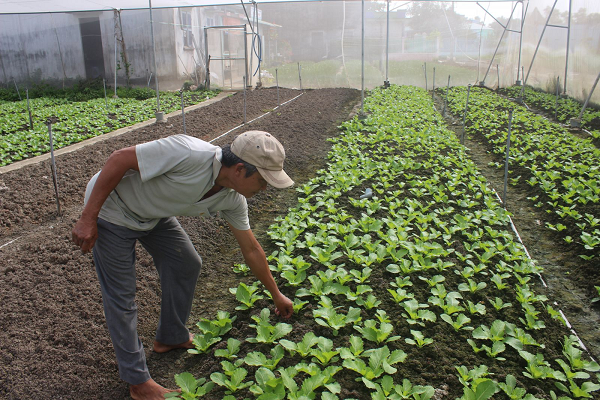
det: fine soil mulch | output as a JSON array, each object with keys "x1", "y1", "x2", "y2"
[{"x1": 0, "y1": 87, "x2": 361, "y2": 399}]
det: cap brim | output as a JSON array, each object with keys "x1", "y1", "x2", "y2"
[{"x1": 257, "y1": 167, "x2": 294, "y2": 189}]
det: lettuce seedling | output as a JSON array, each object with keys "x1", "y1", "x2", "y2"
[
  {"x1": 165, "y1": 372, "x2": 215, "y2": 399},
  {"x1": 247, "y1": 308, "x2": 293, "y2": 344},
  {"x1": 279, "y1": 331, "x2": 319, "y2": 358},
  {"x1": 248, "y1": 367, "x2": 286, "y2": 400},
  {"x1": 210, "y1": 361, "x2": 252, "y2": 394},
  {"x1": 354, "y1": 315, "x2": 400, "y2": 344},
  {"x1": 229, "y1": 281, "x2": 264, "y2": 310},
  {"x1": 214, "y1": 338, "x2": 241, "y2": 360},
  {"x1": 188, "y1": 332, "x2": 221, "y2": 355},
  {"x1": 403, "y1": 328, "x2": 432, "y2": 349},
  {"x1": 441, "y1": 313, "x2": 473, "y2": 332},
  {"x1": 343, "y1": 345, "x2": 407, "y2": 381},
  {"x1": 244, "y1": 345, "x2": 285, "y2": 371},
  {"x1": 313, "y1": 296, "x2": 362, "y2": 336},
  {"x1": 196, "y1": 311, "x2": 236, "y2": 337},
  {"x1": 338, "y1": 335, "x2": 365, "y2": 360}
]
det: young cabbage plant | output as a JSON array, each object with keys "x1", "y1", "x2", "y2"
[
  {"x1": 248, "y1": 367, "x2": 286, "y2": 400},
  {"x1": 229, "y1": 281, "x2": 264, "y2": 310},
  {"x1": 401, "y1": 299, "x2": 437, "y2": 326},
  {"x1": 247, "y1": 308, "x2": 293, "y2": 344},
  {"x1": 354, "y1": 312, "x2": 400, "y2": 344},
  {"x1": 519, "y1": 350, "x2": 566, "y2": 381},
  {"x1": 188, "y1": 332, "x2": 221, "y2": 355},
  {"x1": 466, "y1": 300, "x2": 486, "y2": 316},
  {"x1": 489, "y1": 297, "x2": 512, "y2": 311},
  {"x1": 244, "y1": 345, "x2": 285, "y2": 371},
  {"x1": 279, "y1": 331, "x2": 319, "y2": 358},
  {"x1": 405, "y1": 330, "x2": 434, "y2": 348},
  {"x1": 355, "y1": 294, "x2": 382, "y2": 309},
  {"x1": 342, "y1": 345, "x2": 407, "y2": 381},
  {"x1": 210, "y1": 361, "x2": 253, "y2": 394},
  {"x1": 440, "y1": 313, "x2": 473, "y2": 332},
  {"x1": 313, "y1": 296, "x2": 362, "y2": 336},
  {"x1": 196, "y1": 311, "x2": 236, "y2": 337},
  {"x1": 338, "y1": 335, "x2": 365, "y2": 360},
  {"x1": 363, "y1": 375, "x2": 435, "y2": 400},
  {"x1": 165, "y1": 372, "x2": 215, "y2": 399},
  {"x1": 498, "y1": 374, "x2": 540, "y2": 400},
  {"x1": 310, "y1": 336, "x2": 340, "y2": 366},
  {"x1": 214, "y1": 338, "x2": 241, "y2": 360}
]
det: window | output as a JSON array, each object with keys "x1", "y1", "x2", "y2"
[{"x1": 180, "y1": 10, "x2": 194, "y2": 49}]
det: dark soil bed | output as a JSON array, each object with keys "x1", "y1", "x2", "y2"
[{"x1": 0, "y1": 87, "x2": 361, "y2": 399}]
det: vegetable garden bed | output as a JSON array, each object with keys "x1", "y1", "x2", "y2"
[{"x1": 0, "y1": 85, "x2": 599, "y2": 400}]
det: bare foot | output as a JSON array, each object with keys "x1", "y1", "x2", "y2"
[
  {"x1": 130, "y1": 378, "x2": 179, "y2": 400},
  {"x1": 153, "y1": 333, "x2": 194, "y2": 353}
]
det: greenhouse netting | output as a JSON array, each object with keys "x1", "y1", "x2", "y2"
[{"x1": 0, "y1": 0, "x2": 598, "y2": 103}]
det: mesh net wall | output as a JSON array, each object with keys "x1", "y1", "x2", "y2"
[{"x1": 0, "y1": 1, "x2": 597, "y2": 104}]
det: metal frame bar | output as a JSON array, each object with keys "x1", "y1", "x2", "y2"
[
  {"x1": 524, "y1": 0, "x2": 572, "y2": 93},
  {"x1": 480, "y1": 1, "x2": 518, "y2": 85}
]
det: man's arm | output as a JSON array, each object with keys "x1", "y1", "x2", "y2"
[
  {"x1": 72, "y1": 146, "x2": 139, "y2": 253},
  {"x1": 229, "y1": 224, "x2": 293, "y2": 319}
]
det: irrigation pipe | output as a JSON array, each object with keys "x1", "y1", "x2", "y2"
[
  {"x1": 209, "y1": 92, "x2": 304, "y2": 145},
  {"x1": 0, "y1": 237, "x2": 22, "y2": 250},
  {"x1": 492, "y1": 187, "x2": 596, "y2": 360}
]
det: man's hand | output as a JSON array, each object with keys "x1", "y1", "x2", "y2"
[
  {"x1": 273, "y1": 292, "x2": 293, "y2": 319},
  {"x1": 72, "y1": 216, "x2": 98, "y2": 253}
]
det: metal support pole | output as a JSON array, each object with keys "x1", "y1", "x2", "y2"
[
  {"x1": 571, "y1": 70, "x2": 600, "y2": 127},
  {"x1": 243, "y1": 75, "x2": 247, "y2": 124},
  {"x1": 516, "y1": 0, "x2": 525, "y2": 85},
  {"x1": 361, "y1": 0, "x2": 365, "y2": 113},
  {"x1": 564, "y1": 0, "x2": 572, "y2": 94},
  {"x1": 114, "y1": 35, "x2": 118, "y2": 98},
  {"x1": 443, "y1": 75, "x2": 450, "y2": 116},
  {"x1": 255, "y1": 3, "x2": 262, "y2": 88},
  {"x1": 149, "y1": 0, "x2": 164, "y2": 122},
  {"x1": 461, "y1": 84, "x2": 472, "y2": 145},
  {"x1": 520, "y1": 66, "x2": 525, "y2": 100},
  {"x1": 502, "y1": 109, "x2": 514, "y2": 209},
  {"x1": 180, "y1": 90, "x2": 187, "y2": 136},
  {"x1": 525, "y1": 0, "x2": 558, "y2": 86},
  {"x1": 103, "y1": 78, "x2": 108, "y2": 109},
  {"x1": 424, "y1": 62, "x2": 428, "y2": 91},
  {"x1": 244, "y1": 25, "x2": 249, "y2": 88},
  {"x1": 384, "y1": 0, "x2": 390, "y2": 88},
  {"x1": 26, "y1": 89, "x2": 33, "y2": 130},
  {"x1": 297, "y1": 63, "x2": 302, "y2": 91},
  {"x1": 432, "y1": 67, "x2": 435, "y2": 100},
  {"x1": 276, "y1": 69, "x2": 280, "y2": 108},
  {"x1": 555, "y1": 76, "x2": 560, "y2": 120},
  {"x1": 14, "y1": 79, "x2": 21, "y2": 101},
  {"x1": 47, "y1": 123, "x2": 62, "y2": 217},
  {"x1": 497, "y1": 64, "x2": 500, "y2": 90}
]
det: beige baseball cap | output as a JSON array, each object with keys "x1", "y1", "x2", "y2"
[{"x1": 230, "y1": 130, "x2": 294, "y2": 188}]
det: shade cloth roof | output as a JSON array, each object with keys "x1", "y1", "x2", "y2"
[{"x1": 0, "y1": 0, "x2": 518, "y2": 15}]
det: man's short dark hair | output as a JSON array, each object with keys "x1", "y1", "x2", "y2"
[{"x1": 221, "y1": 144, "x2": 258, "y2": 177}]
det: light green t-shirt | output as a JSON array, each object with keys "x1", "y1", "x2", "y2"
[{"x1": 85, "y1": 134, "x2": 250, "y2": 231}]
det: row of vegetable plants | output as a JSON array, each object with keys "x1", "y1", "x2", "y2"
[
  {"x1": 0, "y1": 89, "x2": 219, "y2": 166},
  {"x1": 441, "y1": 86, "x2": 599, "y2": 273},
  {"x1": 498, "y1": 86, "x2": 600, "y2": 144},
  {"x1": 171, "y1": 85, "x2": 600, "y2": 400}
]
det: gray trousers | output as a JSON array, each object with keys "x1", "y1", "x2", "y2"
[{"x1": 93, "y1": 217, "x2": 202, "y2": 385}]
